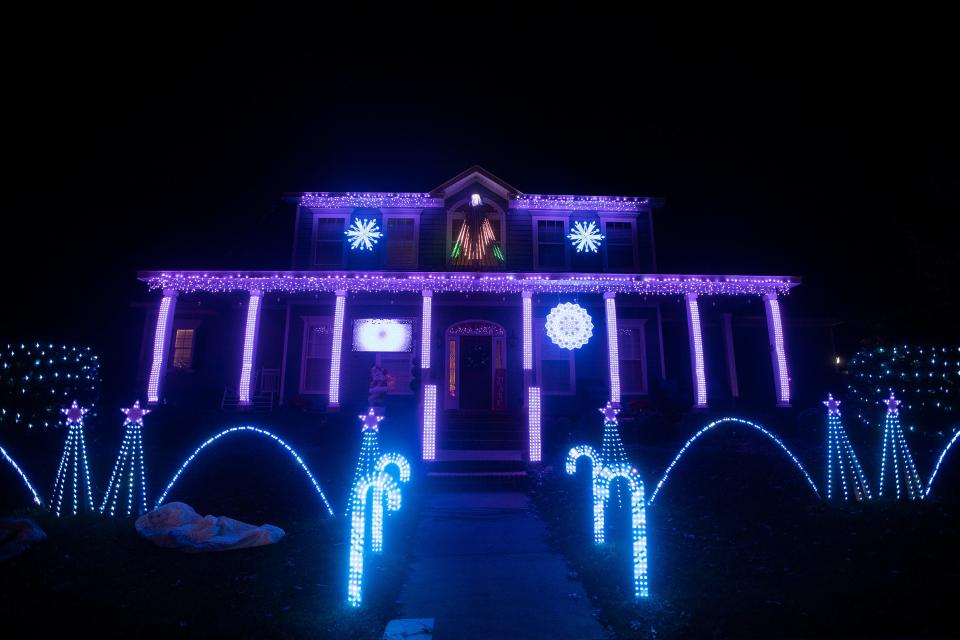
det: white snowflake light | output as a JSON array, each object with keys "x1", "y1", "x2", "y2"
[
  {"x1": 545, "y1": 302, "x2": 594, "y2": 350},
  {"x1": 567, "y1": 220, "x2": 604, "y2": 253},
  {"x1": 345, "y1": 218, "x2": 383, "y2": 251}
]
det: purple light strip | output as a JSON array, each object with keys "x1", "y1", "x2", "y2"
[
  {"x1": 147, "y1": 291, "x2": 177, "y2": 404},
  {"x1": 685, "y1": 294, "x2": 708, "y2": 408},
  {"x1": 238, "y1": 291, "x2": 262, "y2": 405},
  {"x1": 604, "y1": 293, "x2": 621, "y2": 404},
  {"x1": 528, "y1": 386, "x2": 542, "y2": 462},
  {"x1": 522, "y1": 291, "x2": 533, "y2": 370},
  {"x1": 420, "y1": 291, "x2": 432, "y2": 370},
  {"x1": 764, "y1": 294, "x2": 791, "y2": 406},
  {"x1": 300, "y1": 192, "x2": 442, "y2": 208},
  {"x1": 511, "y1": 194, "x2": 650, "y2": 212},
  {"x1": 422, "y1": 384, "x2": 437, "y2": 461},
  {"x1": 329, "y1": 292, "x2": 346, "y2": 407},
  {"x1": 142, "y1": 271, "x2": 798, "y2": 297}
]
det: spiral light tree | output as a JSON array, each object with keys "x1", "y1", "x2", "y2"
[
  {"x1": 878, "y1": 391, "x2": 924, "y2": 500},
  {"x1": 823, "y1": 394, "x2": 872, "y2": 501},
  {"x1": 347, "y1": 409, "x2": 411, "y2": 607},
  {"x1": 51, "y1": 400, "x2": 96, "y2": 517},
  {"x1": 566, "y1": 402, "x2": 649, "y2": 598},
  {"x1": 100, "y1": 400, "x2": 151, "y2": 517}
]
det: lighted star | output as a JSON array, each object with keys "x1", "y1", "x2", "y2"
[
  {"x1": 567, "y1": 220, "x2": 605, "y2": 253},
  {"x1": 358, "y1": 408, "x2": 384, "y2": 432},
  {"x1": 121, "y1": 400, "x2": 151, "y2": 426},
  {"x1": 345, "y1": 218, "x2": 383, "y2": 251},
  {"x1": 885, "y1": 391, "x2": 901, "y2": 414},
  {"x1": 599, "y1": 401, "x2": 620, "y2": 423},
  {"x1": 61, "y1": 400, "x2": 89, "y2": 425},
  {"x1": 823, "y1": 394, "x2": 842, "y2": 416}
]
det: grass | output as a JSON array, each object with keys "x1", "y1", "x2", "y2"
[{"x1": 531, "y1": 443, "x2": 960, "y2": 639}]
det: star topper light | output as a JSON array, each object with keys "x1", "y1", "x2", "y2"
[
  {"x1": 359, "y1": 408, "x2": 384, "y2": 432},
  {"x1": 599, "y1": 401, "x2": 620, "y2": 423},
  {"x1": 121, "y1": 400, "x2": 151, "y2": 426},
  {"x1": 885, "y1": 390, "x2": 901, "y2": 414},
  {"x1": 823, "y1": 393, "x2": 842, "y2": 416},
  {"x1": 567, "y1": 220, "x2": 605, "y2": 253},
  {"x1": 345, "y1": 218, "x2": 383, "y2": 251},
  {"x1": 62, "y1": 400, "x2": 89, "y2": 425}
]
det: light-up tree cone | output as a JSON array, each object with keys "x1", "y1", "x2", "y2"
[
  {"x1": 566, "y1": 402, "x2": 649, "y2": 598},
  {"x1": 878, "y1": 391, "x2": 923, "y2": 500},
  {"x1": 100, "y1": 400, "x2": 151, "y2": 516},
  {"x1": 823, "y1": 394, "x2": 872, "y2": 501},
  {"x1": 51, "y1": 400, "x2": 95, "y2": 516},
  {"x1": 345, "y1": 409, "x2": 411, "y2": 606}
]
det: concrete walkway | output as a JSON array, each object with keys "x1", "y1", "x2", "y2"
[{"x1": 397, "y1": 491, "x2": 608, "y2": 639}]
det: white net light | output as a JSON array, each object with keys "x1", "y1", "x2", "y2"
[{"x1": 545, "y1": 302, "x2": 594, "y2": 350}]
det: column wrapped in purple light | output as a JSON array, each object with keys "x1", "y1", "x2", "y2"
[
  {"x1": 422, "y1": 384, "x2": 437, "y2": 460},
  {"x1": 528, "y1": 386, "x2": 542, "y2": 462},
  {"x1": 329, "y1": 291, "x2": 346, "y2": 407},
  {"x1": 763, "y1": 293, "x2": 791, "y2": 407},
  {"x1": 238, "y1": 290, "x2": 262, "y2": 405},
  {"x1": 522, "y1": 291, "x2": 533, "y2": 370},
  {"x1": 604, "y1": 292, "x2": 621, "y2": 404},
  {"x1": 684, "y1": 293, "x2": 708, "y2": 408},
  {"x1": 420, "y1": 290, "x2": 432, "y2": 370},
  {"x1": 147, "y1": 290, "x2": 177, "y2": 404}
]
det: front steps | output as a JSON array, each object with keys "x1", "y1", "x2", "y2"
[{"x1": 427, "y1": 449, "x2": 528, "y2": 488}]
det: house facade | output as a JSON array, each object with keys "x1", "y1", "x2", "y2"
[{"x1": 135, "y1": 167, "x2": 819, "y2": 463}]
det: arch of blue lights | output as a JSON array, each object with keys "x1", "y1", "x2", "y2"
[
  {"x1": 926, "y1": 427, "x2": 960, "y2": 498},
  {"x1": 1, "y1": 443, "x2": 43, "y2": 507}
]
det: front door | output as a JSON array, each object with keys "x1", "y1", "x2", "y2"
[
  {"x1": 459, "y1": 335, "x2": 492, "y2": 410},
  {"x1": 445, "y1": 320, "x2": 507, "y2": 411}
]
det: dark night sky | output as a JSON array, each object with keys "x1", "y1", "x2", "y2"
[{"x1": 4, "y1": 31, "x2": 957, "y2": 370}]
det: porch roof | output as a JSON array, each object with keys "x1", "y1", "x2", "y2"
[{"x1": 139, "y1": 270, "x2": 800, "y2": 297}]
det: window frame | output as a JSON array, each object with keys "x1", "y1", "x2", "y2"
[
  {"x1": 532, "y1": 214, "x2": 570, "y2": 271},
  {"x1": 600, "y1": 215, "x2": 639, "y2": 271},
  {"x1": 382, "y1": 212, "x2": 420, "y2": 269},
  {"x1": 299, "y1": 315, "x2": 333, "y2": 395},
  {"x1": 311, "y1": 211, "x2": 350, "y2": 268},
  {"x1": 445, "y1": 198, "x2": 506, "y2": 266},
  {"x1": 618, "y1": 318, "x2": 649, "y2": 395},
  {"x1": 536, "y1": 321, "x2": 576, "y2": 396}
]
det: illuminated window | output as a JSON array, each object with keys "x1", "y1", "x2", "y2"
[
  {"x1": 172, "y1": 329, "x2": 194, "y2": 370},
  {"x1": 300, "y1": 317, "x2": 332, "y2": 393},
  {"x1": 448, "y1": 339, "x2": 456, "y2": 397},
  {"x1": 618, "y1": 320, "x2": 648, "y2": 394}
]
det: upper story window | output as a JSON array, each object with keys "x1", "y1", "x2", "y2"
[
  {"x1": 533, "y1": 218, "x2": 568, "y2": 270},
  {"x1": 602, "y1": 219, "x2": 637, "y2": 271},
  {"x1": 447, "y1": 197, "x2": 505, "y2": 268},
  {"x1": 313, "y1": 215, "x2": 347, "y2": 267},
  {"x1": 384, "y1": 215, "x2": 418, "y2": 269}
]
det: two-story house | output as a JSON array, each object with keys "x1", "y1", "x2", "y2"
[{"x1": 135, "y1": 166, "x2": 817, "y2": 463}]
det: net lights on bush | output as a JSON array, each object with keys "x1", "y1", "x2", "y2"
[
  {"x1": 878, "y1": 391, "x2": 924, "y2": 500},
  {"x1": 648, "y1": 417, "x2": 820, "y2": 505},
  {"x1": 347, "y1": 409, "x2": 410, "y2": 606},
  {"x1": 565, "y1": 402, "x2": 648, "y2": 598},
  {"x1": 0, "y1": 443, "x2": 42, "y2": 506},
  {"x1": 545, "y1": 302, "x2": 594, "y2": 350},
  {"x1": 567, "y1": 220, "x2": 604, "y2": 253},
  {"x1": 100, "y1": 401, "x2": 151, "y2": 517},
  {"x1": 51, "y1": 400, "x2": 95, "y2": 517},
  {"x1": 823, "y1": 394, "x2": 872, "y2": 501},
  {"x1": 0, "y1": 342, "x2": 100, "y2": 430},
  {"x1": 154, "y1": 426, "x2": 334, "y2": 515},
  {"x1": 345, "y1": 218, "x2": 383, "y2": 251}
]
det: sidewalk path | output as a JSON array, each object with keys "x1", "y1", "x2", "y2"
[{"x1": 397, "y1": 490, "x2": 608, "y2": 639}]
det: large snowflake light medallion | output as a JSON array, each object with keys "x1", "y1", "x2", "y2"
[
  {"x1": 345, "y1": 218, "x2": 383, "y2": 251},
  {"x1": 567, "y1": 220, "x2": 604, "y2": 253},
  {"x1": 545, "y1": 303, "x2": 594, "y2": 350}
]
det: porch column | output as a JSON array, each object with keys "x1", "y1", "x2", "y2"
[
  {"x1": 604, "y1": 292, "x2": 621, "y2": 405},
  {"x1": 522, "y1": 290, "x2": 540, "y2": 462},
  {"x1": 763, "y1": 293, "x2": 791, "y2": 407},
  {"x1": 238, "y1": 290, "x2": 263, "y2": 406},
  {"x1": 328, "y1": 290, "x2": 346, "y2": 409},
  {"x1": 420, "y1": 290, "x2": 436, "y2": 460},
  {"x1": 722, "y1": 312, "x2": 740, "y2": 399},
  {"x1": 146, "y1": 289, "x2": 178, "y2": 405},
  {"x1": 684, "y1": 293, "x2": 708, "y2": 408}
]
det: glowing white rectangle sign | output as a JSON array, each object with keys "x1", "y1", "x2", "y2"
[{"x1": 352, "y1": 319, "x2": 413, "y2": 352}]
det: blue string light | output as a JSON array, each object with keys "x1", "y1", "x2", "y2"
[
  {"x1": 0, "y1": 443, "x2": 42, "y2": 506},
  {"x1": 823, "y1": 394, "x2": 872, "y2": 501},
  {"x1": 50, "y1": 400, "x2": 96, "y2": 516},
  {"x1": 926, "y1": 427, "x2": 960, "y2": 498},
  {"x1": 153, "y1": 426, "x2": 334, "y2": 516},
  {"x1": 877, "y1": 392, "x2": 923, "y2": 500},
  {"x1": 648, "y1": 417, "x2": 821, "y2": 505},
  {"x1": 100, "y1": 401, "x2": 151, "y2": 517}
]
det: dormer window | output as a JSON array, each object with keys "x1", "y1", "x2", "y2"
[{"x1": 447, "y1": 196, "x2": 505, "y2": 268}]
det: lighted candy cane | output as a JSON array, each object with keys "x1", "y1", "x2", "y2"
[
  {"x1": 371, "y1": 453, "x2": 411, "y2": 554},
  {"x1": 565, "y1": 444, "x2": 604, "y2": 543},
  {"x1": 596, "y1": 464, "x2": 649, "y2": 599},
  {"x1": 347, "y1": 471, "x2": 402, "y2": 608}
]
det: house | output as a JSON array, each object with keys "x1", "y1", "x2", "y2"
[{"x1": 135, "y1": 166, "x2": 835, "y2": 462}]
